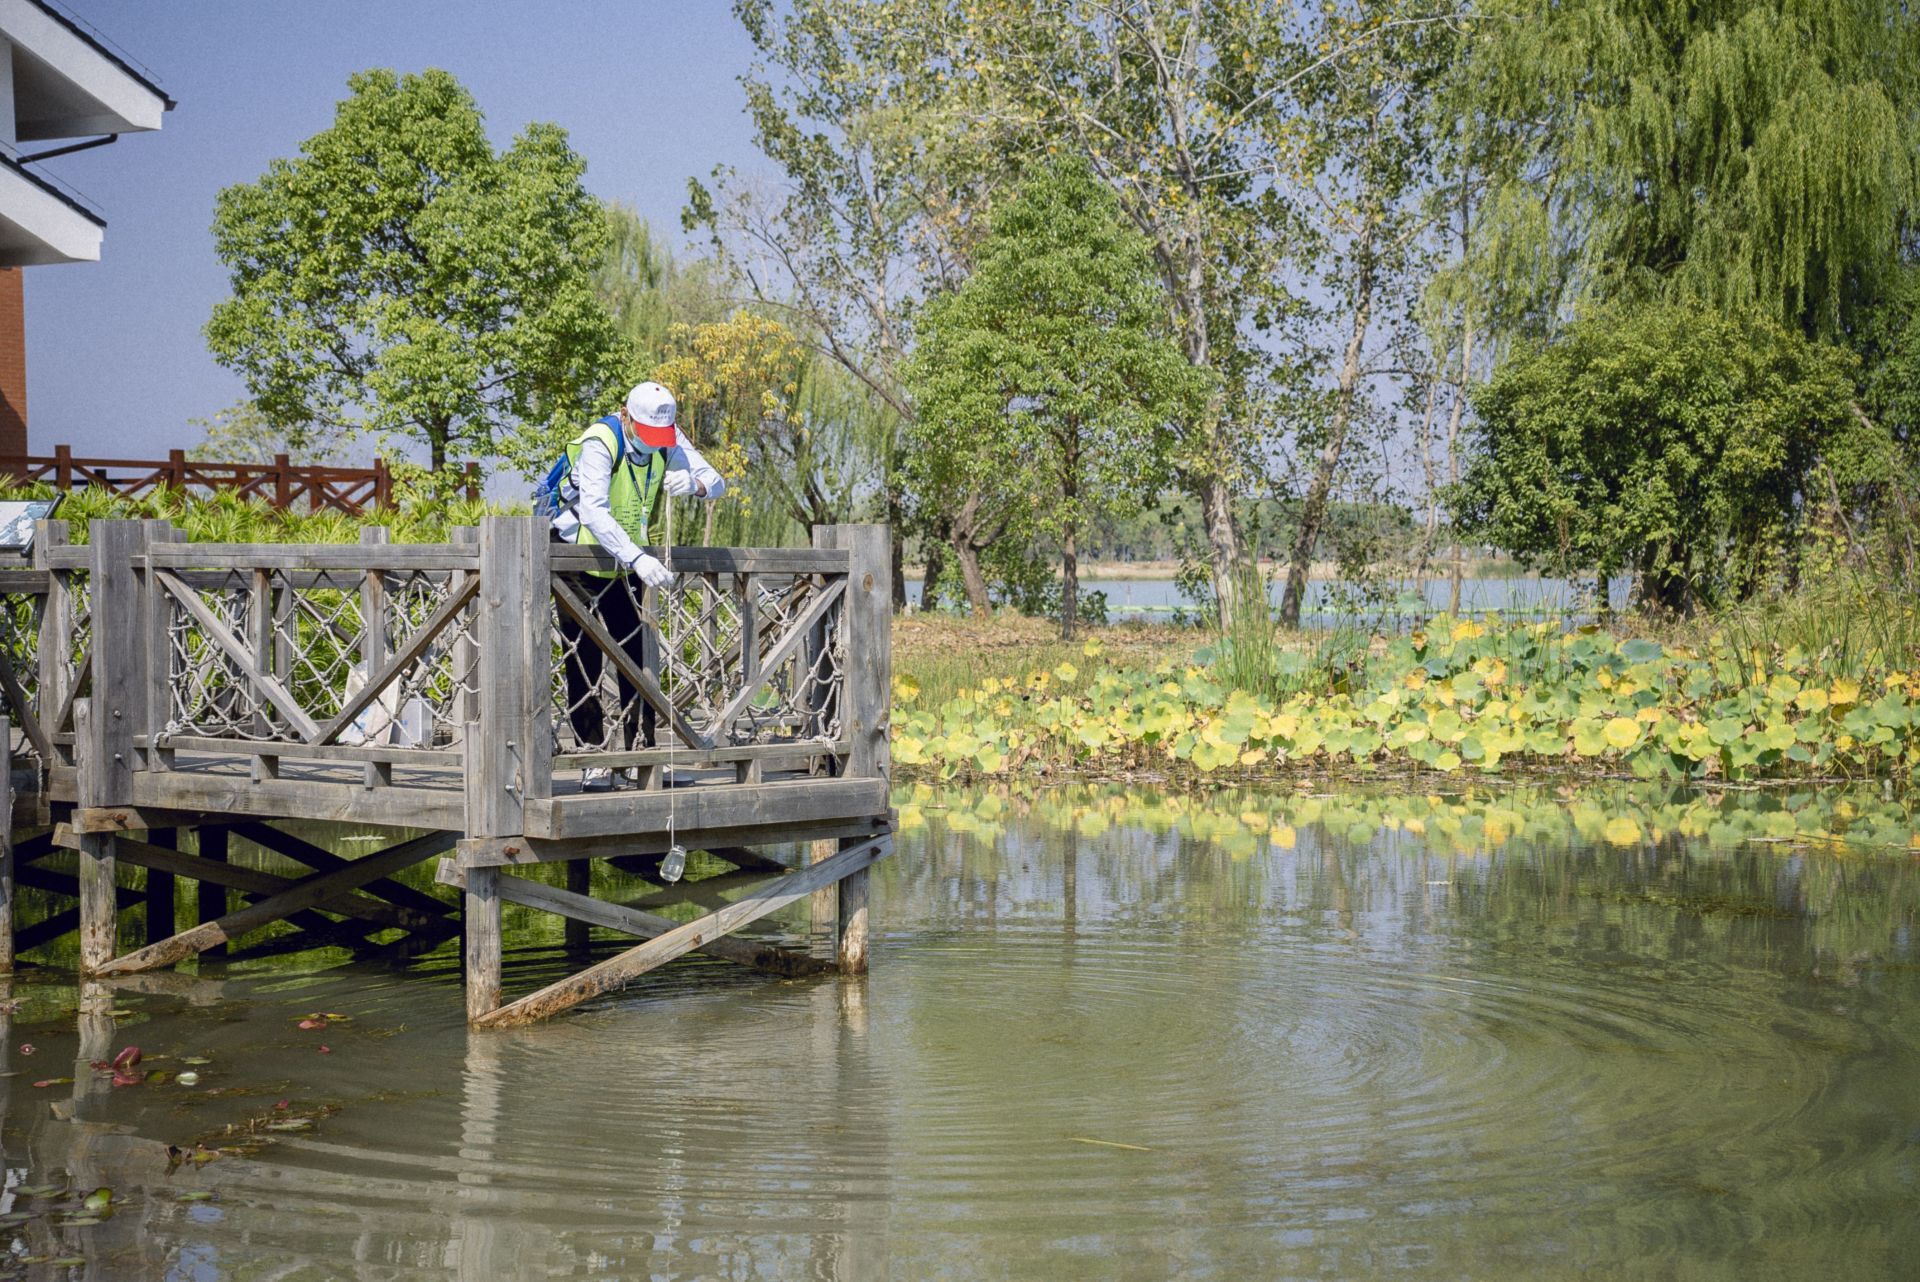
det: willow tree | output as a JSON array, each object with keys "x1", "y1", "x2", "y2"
[{"x1": 1462, "y1": 0, "x2": 1920, "y2": 336}]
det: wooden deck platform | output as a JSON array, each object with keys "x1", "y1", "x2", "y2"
[{"x1": 0, "y1": 517, "x2": 894, "y2": 1024}]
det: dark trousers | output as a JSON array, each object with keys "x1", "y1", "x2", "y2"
[{"x1": 558, "y1": 573, "x2": 657, "y2": 750}]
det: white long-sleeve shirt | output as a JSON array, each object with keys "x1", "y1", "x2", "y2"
[{"x1": 552, "y1": 425, "x2": 727, "y2": 567}]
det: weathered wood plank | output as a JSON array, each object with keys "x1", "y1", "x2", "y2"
[
  {"x1": 553, "y1": 738, "x2": 847, "y2": 770},
  {"x1": 526, "y1": 776, "x2": 888, "y2": 842},
  {"x1": 472, "y1": 834, "x2": 890, "y2": 1027},
  {"x1": 74, "y1": 698, "x2": 121, "y2": 971},
  {"x1": 819, "y1": 524, "x2": 892, "y2": 782},
  {"x1": 89, "y1": 522, "x2": 147, "y2": 805},
  {"x1": 69, "y1": 803, "x2": 214, "y2": 834},
  {"x1": 91, "y1": 830, "x2": 455, "y2": 975},
  {"x1": 438, "y1": 860, "x2": 832, "y2": 978},
  {"x1": 456, "y1": 814, "x2": 888, "y2": 867},
  {"x1": 148, "y1": 544, "x2": 477, "y2": 572},
  {"x1": 129, "y1": 772, "x2": 467, "y2": 831},
  {"x1": 836, "y1": 837, "x2": 870, "y2": 974},
  {"x1": 549, "y1": 546, "x2": 848, "y2": 575},
  {"x1": 146, "y1": 735, "x2": 463, "y2": 767}
]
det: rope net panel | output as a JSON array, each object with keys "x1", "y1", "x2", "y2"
[{"x1": 550, "y1": 568, "x2": 846, "y2": 756}]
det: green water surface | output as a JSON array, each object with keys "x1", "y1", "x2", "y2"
[{"x1": 1, "y1": 781, "x2": 1916, "y2": 1280}]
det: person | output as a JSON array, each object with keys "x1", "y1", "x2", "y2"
[{"x1": 551, "y1": 381, "x2": 726, "y2": 789}]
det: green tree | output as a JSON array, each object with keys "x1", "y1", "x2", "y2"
[
  {"x1": 206, "y1": 69, "x2": 622, "y2": 479},
  {"x1": 1459, "y1": 0, "x2": 1920, "y2": 337},
  {"x1": 906, "y1": 160, "x2": 1197, "y2": 638},
  {"x1": 1459, "y1": 304, "x2": 1866, "y2": 611}
]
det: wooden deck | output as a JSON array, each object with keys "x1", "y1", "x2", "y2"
[{"x1": 0, "y1": 517, "x2": 893, "y2": 1023}]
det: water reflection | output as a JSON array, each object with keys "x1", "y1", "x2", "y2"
[{"x1": 0, "y1": 781, "x2": 1912, "y2": 1279}]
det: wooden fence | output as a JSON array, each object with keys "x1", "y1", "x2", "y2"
[{"x1": 0, "y1": 447, "x2": 483, "y2": 514}]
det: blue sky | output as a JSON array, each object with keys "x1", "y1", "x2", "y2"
[{"x1": 24, "y1": 0, "x2": 766, "y2": 459}]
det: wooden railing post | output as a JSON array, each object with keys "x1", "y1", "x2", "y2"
[
  {"x1": 87, "y1": 520, "x2": 147, "y2": 807},
  {"x1": 0, "y1": 714, "x2": 11, "y2": 972},
  {"x1": 374, "y1": 458, "x2": 392, "y2": 511},
  {"x1": 166, "y1": 449, "x2": 186, "y2": 492},
  {"x1": 811, "y1": 523, "x2": 891, "y2": 973},
  {"x1": 273, "y1": 453, "x2": 291, "y2": 511},
  {"x1": 463, "y1": 515, "x2": 552, "y2": 1020},
  {"x1": 33, "y1": 519, "x2": 71, "y2": 762},
  {"x1": 142, "y1": 520, "x2": 180, "y2": 771},
  {"x1": 53, "y1": 444, "x2": 71, "y2": 490}
]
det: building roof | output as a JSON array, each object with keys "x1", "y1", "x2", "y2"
[{"x1": 26, "y1": 0, "x2": 173, "y2": 111}]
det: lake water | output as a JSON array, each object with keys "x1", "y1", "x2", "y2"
[
  {"x1": 907, "y1": 576, "x2": 1633, "y2": 621},
  {"x1": 2, "y1": 781, "x2": 1917, "y2": 1279}
]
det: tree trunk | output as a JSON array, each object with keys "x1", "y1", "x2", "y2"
[
  {"x1": 1061, "y1": 433, "x2": 1079, "y2": 641},
  {"x1": 947, "y1": 493, "x2": 993, "y2": 614},
  {"x1": 1201, "y1": 469, "x2": 1244, "y2": 627},
  {"x1": 1280, "y1": 229, "x2": 1376, "y2": 628},
  {"x1": 886, "y1": 483, "x2": 908, "y2": 611},
  {"x1": 1445, "y1": 319, "x2": 1474, "y2": 616},
  {"x1": 429, "y1": 423, "x2": 448, "y2": 476},
  {"x1": 919, "y1": 526, "x2": 948, "y2": 612}
]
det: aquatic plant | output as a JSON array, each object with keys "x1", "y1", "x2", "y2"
[{"x1": 892, "y1": 616, "x2": 1920, "y2": 784}]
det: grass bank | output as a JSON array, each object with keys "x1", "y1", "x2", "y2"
[{"x1": 892, "y1": 607, "x2": 1920, "y2": 786}]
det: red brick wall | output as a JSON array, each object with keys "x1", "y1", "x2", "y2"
[{"x1": 0, "y1": 269, "x2": 25, "y2": 458}]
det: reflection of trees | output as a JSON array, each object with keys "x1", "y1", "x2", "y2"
[{"x1": 888, "y1": 780, "x2": 1920, "y2": 973}]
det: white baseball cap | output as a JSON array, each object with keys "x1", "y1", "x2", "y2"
[{"x1": 624, "y1": 381, "x2": 678, "y2": 434}]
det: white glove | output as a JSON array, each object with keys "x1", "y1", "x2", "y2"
[
  {"x1": 662, "y1": 470, "x2": 701, "y2": 498},
  {"x1": 627, "y1": 552, "x2": 673, "y2": 589}
]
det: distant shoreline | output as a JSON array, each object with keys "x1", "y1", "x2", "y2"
[{"x1": 902, "y1": 558, "x2": 1538, "y2": 583}]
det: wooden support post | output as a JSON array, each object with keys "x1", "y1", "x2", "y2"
[
  {"x1": 464, "y1": 865, "x2": 502, "y2": 1021},
  {"x1": 198, "y1": 825, "x2": 228, "y2": 957},
  {"x1": 0, "y1": 714, "x2": 11, "y2": 972},
  {"x1": 73, "y1": 699, "x2": 119, "y2": 972},
  {"x1": 565, "y1": 860, "x2": 591, "y2": 952},
  {"x1": 837, "y1": 834, "x2": 870, "y2": 974},
  {"x1": 815, "y1": 524, "x2": 890, "y2": 974},
  {"x1": 144, "y1": 827, "x2": 177, "y2": 946},
  {"x1": 463, "y1": 516, "x2": 552, "y2": 1020}
]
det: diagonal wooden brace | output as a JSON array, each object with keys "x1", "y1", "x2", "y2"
[
  {"x1": 229, "y1": 821, "x2": 454, "y2": 920},
  {"x1": 157, "y1": 569, "x2": 322, "y2": 740},
  {"x1": 89, "y1": 830, "x2": 455, "y2": 975},
  {"x1": 53, "y1": 824, "x2": 439, "y2": 933},
  {"x1": 434, "y1": 858, "x2": 832, "y2": 978},
  {"x1": 472, "y1": 833, "x2": 889, "y2": 1028}
]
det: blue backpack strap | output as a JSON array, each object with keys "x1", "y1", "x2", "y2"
[{"x1": 598, "y1": 415, "x2": 627, "y2": 469}]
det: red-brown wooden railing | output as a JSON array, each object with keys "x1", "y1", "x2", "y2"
[{"x1": 0, "y1": 447, "x2": 482, "y2": 513}]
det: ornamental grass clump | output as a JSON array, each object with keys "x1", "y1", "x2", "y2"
[{"x1": 892, "y1": 615, "x2": 1920, "y2": 784}]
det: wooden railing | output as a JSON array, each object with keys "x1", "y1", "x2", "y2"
[
  {"x1": 0, "y1": 447, "x2": 484, "y2": 513},
  {"x1": 0, "y1": 518, "x2": 890, "y2": 840}
]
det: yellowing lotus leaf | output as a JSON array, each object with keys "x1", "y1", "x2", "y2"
[
  {"x1": 1603, "y1": 816, "x2": 1641, "y2": 846},
  {"x1": 1603, "y1": 717, "x2": 1641, "y2": 750}
]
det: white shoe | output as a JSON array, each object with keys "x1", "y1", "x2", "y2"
[
  {"x1": 621, "y1": 767, "x2": 640, "y2": 788},
  {"x1": 581, "y1": 766, "x2": 614, "y2": 792}
]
